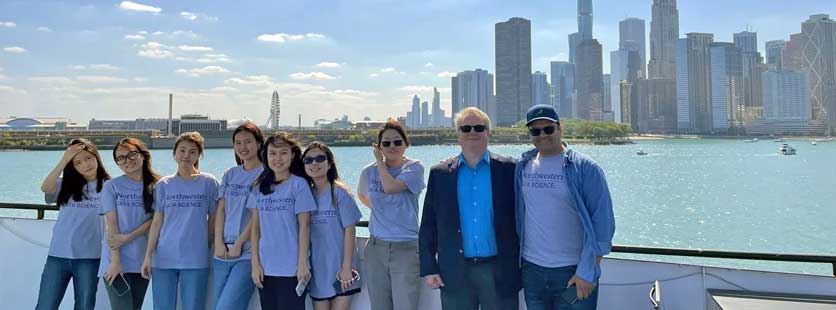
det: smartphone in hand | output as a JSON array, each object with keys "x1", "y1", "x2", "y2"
[
  {"x1": 112, "y1": 274, "x2": 131, "y2": 297},
  {"x1": 295, "y1": 279, "x2": 308, "y2": 297},
  {"x1": 560, "y1": 285, "x2": 578, "y2": 305}
]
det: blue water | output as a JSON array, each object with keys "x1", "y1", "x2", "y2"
[{"x1": 2, "y1": 139, "x2": 835, "y2": 275}]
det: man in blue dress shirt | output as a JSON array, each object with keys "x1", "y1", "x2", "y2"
[{"x1": 419, "y1": 107, "x2": 520, "y2": 310}]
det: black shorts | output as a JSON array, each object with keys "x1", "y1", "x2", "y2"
[
  {"x1": 310, "y1": 288, "x2": 362, "y2": 301},
  {"x1": 259, "y1": 276, "x2": 305, "y2": 310}
]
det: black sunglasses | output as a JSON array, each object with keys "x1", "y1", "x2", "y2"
[
  {"x1": 529, "y1": 125, "x2": 557, "y2": 137},
  {"x1": 459, "y1": 125, "x2": 487, "y2": 133},
  {"x1": 381, "y1": 140, "x2": 404, "y2": 147},
  {"x1": 302, "y1": 154, "x2": 328, "y2": 165},
  {"x1": 115, "y1": 151, "x2": 140, "y2": 164}
]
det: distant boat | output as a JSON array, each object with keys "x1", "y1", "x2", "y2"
[
  {"x1": 744, "y1": 138, "x2": 759, "y2": 143},
  {"x1": 812, "y1": 141, "x2": 818, "y2": 146},
  {"x1": 773, "y1": 138, "x2": 785, "y2": 142},
  {"x1": 778, "y1": 144, "x2": 797, "y2": 155},
  {"x1": 636, "y1": 150, "x2": 648, "y2": 155}
]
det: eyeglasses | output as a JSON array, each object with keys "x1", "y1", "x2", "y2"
[
  {"x1": 303, "y1": 154, "x2": 328, "y2": 165},
  {"x1": 529, "y1": 125, "x2": 557, "y2": 137},
  {"x1": 115, "y1": 151, "x2": 140, "y2": 164},
  {"x1": 459, "y1": 125, "x2": 487, "y2": 133},
  {"x1": 380, "y1": 140, "x2": 404, "y2": 148}
]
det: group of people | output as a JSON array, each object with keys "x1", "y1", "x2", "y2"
[{"x1": 33, "y1": 104, "x2": 615, "y2": 310}]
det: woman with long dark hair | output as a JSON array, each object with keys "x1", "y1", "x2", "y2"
[
  {"x1": 141, "y1": 132, "x2": 219, "y2": 310},
  {"x1": 249, "y1": 132, "x2": 315, "y2": 310},
  {"x1": 212, "y1": 122, "x2": 264, "y2": 309},
  {"x1": 99, "y1": 138, "x2": 160, "y2": 310},
  {"x1": 37, "y1": 138, "x2": 111, "y2": 310},
  {"x1": 303, "y1": 142, "x2": 363, "y2": 310},
  {"x1": 357, "y1": 120, "x2": 425, "y2": 310}
]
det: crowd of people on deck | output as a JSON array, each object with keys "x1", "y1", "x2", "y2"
[{"x1": 34, "y1": 105, "x2": 615, "y2": 310}]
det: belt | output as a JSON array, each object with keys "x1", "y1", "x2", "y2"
[{"x1": 463, "y1": 256, "x2": 496, "y2": 264}]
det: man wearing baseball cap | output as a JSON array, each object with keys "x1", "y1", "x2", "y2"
[{"x1": 514, "y1": 104, "x2": 615, "y2": 310}]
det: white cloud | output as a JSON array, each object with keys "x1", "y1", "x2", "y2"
[
  {"x1": 133, "y1": 77, "x2": 147, "y2": 82},
  {"x1": 175, "y1": 66, "x2": 230, "y2": 77},
  {"x1": 334, "y1": 89, "x2": 378, "y2": 97},
  {"x1": 380, "y1": 67, "x2": 397, "y2": 73},
  {"x1": 152, "y1": 31, "x2": 164, "y2": 36},
  {"x1": 437, "y1": 71, "x2": 456, "y2": 78},
  {"x1": 137, "y1": 31, "x2": 148, "y2": 35},
  {"x1": 0, "y1": 22, "x2": 16, "y2": 28},
  {"x1": 69, "y1": 65, "x2": 87, "y2": 70},
  {"x1": 71, "y1": 64, "x2": 120, "y2": 71},
  {"x1": 119, "y1": 1, "x2": 161, "y2": 14},
  {"x1": 180, "y1": 12, "x2": 198, "y2": 21},
  {"x1": 171, "y1": 30, "x2": 198, "y2": 38},
  {"x1": 29, "y1": 76, "x2": 77, "y2": 85},
  {"x1": 210, "y1": 86, "x2": 238, "y2": 92},
  {"x1": 76, "y1": 75, "x2": 130, "y2": 83},
  {"x1": 0, "y1": 85, "x2": 26, "y2": 95},
  {"x1": 315, "y1": 62, "x2": 341, "y2": 68},
  {"x1": 36, "y1": 26, "x2": 52, "y2": 32},
  {"x1": 289, "y1": 72, "x2": 337, "y2": 80},
  {"x1": 178, "y1": 45, "x2": 213, "y2": 52},
  {"x1": 369, "y1": 73, "x2": 379, "y2": 78},
  {"x1": 424, "y1": 62, "x2": 435, "y2": 68},
  {"x1": 137, "y1": 41, "x2": 174, "y2": 59},
  {"x1": 399, "y1": 85, "x2": 436, "y2": 92},
  {"x1": 3, "y1": 47, "x2": 26, "y2": 54},
  {"x1": 180, "y1": 12, "x2": 218, "y2": 22},
  {"x1": 125, "y1": 34, "x2": 145, "y2": 40},
  {"x1": 257, "y1": 33, "x2": 327, "y2": 43},
  {"x1": 224, "y1": 75, "x2": 274, "y2": 87}
]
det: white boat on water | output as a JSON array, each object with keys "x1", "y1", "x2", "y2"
[
  {"x1": 636, "y1": 150, "x2": 648, "y2": 155},
  {"x1": 773, "y1": 138, "x2": 785, "y2": 142},
  {"x1": 812, "y1": 140, "x2": 818, "y2": 146},
  {"x1": 4, "y1": 206, "x2": 836, "y2": 310},
  {"x1": 779, "y1": 143, "x2": 797, "y2": 155},
  {"x1": 743, "y1": 138, "x2": 759, "y2": 143}
]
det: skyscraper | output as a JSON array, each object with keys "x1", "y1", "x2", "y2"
[
  {"x1": 532, "y1": 71, "x2": 550, "y2": 107},
  {"x1": 611, "y1": 49, "x2": 642, "y2": 123},
  {"x1": 734, "y1": 31, "x2": 764, "y2": 120},
  {"x1": 602, "y1": 74, "x2": 613, "y2": 121},
  {"x1": 710, "y1": 42, "x2": 744, "y2": 131},
  {"x1": 677, "y1": 33, "x2": 715, "y2": 133},
  {"x1": 550, "y1": 61, "x2": 575, "y2": 118},
  {"x1": 270, "y1": 90, "x2": 280, "y2": 129},
  {"x1": 619, "y1": 18, "x2": 647, "y2": 78},
  {"x1": 801, "y1": 14, "x2": 836, "y2": 125},
  {"x1": 569, "y1": 32, "x2": 580, "y2": 65},
  {"x1": 648, "y1": 0, "x2": 679, "y2": 80},
  {"x1": 576, "y1": 39, "x2": 603, "y2": 121},
  {"x1": 431, "y1": 87, "x2": 443, "y2": 127},
  {"x1": 410, "y1": 95, "x2": 421, "y2": 128},
  {"x1": 495, "y1": 17, "x2": 532, "y2": 127},
  {"x1": 578, "y1": 0, "x2": 593, "y2": 40},
  {"x1": 765, "y1": 40, "x2": 786, "y2": 70},
  {"x1": 762, "y1": 70, "x2": 810, "y2": 121},
  {"x1": 733, "y1": 31, "x2": 758, "y2": 53},
  {"x1": 421, "y1": 101, "x2": 429, "y2": 127},
  {"x1": 452, "y1": 69, "x2": 496, "y2": 122}
]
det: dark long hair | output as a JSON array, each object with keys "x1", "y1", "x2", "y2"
[
  {"x1": 173, "y1": 132, "x2": 205, "y2": 169},
  {"x1": 256, "y1": 132, "x2": 306, "y2": 195},
  {"x1": 113, "y1": 138, "x2": 160, "y2": 214},
  {"x1": 302, "y1": 141, "x2": 350, "y2": 208},
  {"x1": 377, "y1": 119, "x2": 410, "y2": 146},
  {"x1": 232, "y1": 122, "x2": 265, "y2": 165},
  {"x1": 57, "y1": 139, "x2": 111, "y2": 206}
]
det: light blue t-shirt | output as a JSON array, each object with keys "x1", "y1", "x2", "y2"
[
  {"x1": 152, "y1": 173, "x2": 219, "y2": 269},
  {"x1": 45, "y1": 179, "x2": 104, "y2": 259},
  {"x1": 97, "y1": 175, "x2": 152, "y2": 276},
  {"x1": 309, "y1": 184, "x2": 363, "y2": 299},
  {"x1": 247, "y1": 175, "x2": 316, "y2": 277},
  {"x1": 521, "y1": 152, "x2": 583, "y2": 268},
  {"x1": 358, "y1": 159, "x2": 425, "y2": 241},
  {"x1": 216, "y1": 164, "x2": 263, "y2": 261}
]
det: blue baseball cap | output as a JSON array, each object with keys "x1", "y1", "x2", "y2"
[{"x1": 526, "y1": 104, "x2": 560, "y2": 126}]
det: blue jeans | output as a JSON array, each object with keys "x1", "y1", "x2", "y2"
[
  {"x1": 212, "y1": 258, "x2": 254, "y2": 310},
  {"x1": 151, "y1": 268, "x2": 209, "y2": 310},
  {"x1": 521, "y1": 260, "x2": 598, "y2": 310},
  {"x1": 35, "y1": 256, "x2": 100, "y2": 310}
]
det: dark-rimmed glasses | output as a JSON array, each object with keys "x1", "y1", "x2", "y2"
[
  {"x1": 381, "y1": 140, "x2": 404, "y2": 147},
  {"x1": 459, "y1": 125, "x2": 487, "y2": 133},
  {"x1": 529, "y1": 125, "x2": 557, "y2": 137},
  {"x1": 303, "y1": 154, "x2": 328, "y2": 165},
  {"x1": 115, "y1": 151, "x2": 140, "y2": 164}
]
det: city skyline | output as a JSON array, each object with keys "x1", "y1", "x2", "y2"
[{"x1": 1, "y1": 1, "x2": 835, "y2": 126}]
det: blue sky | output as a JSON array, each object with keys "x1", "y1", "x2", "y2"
[{"x1": 1, "y1": 0, "x2": 834, "y2": 126}]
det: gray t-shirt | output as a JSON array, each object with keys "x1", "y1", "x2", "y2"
[
  {"x1": 521, "y1": 153, "x2": 584, "y2": 268},
  {"x1": 45, "y1": 179, "x2": 103, "y2": 259},
  {"x1": 98, "y1": 175, "x2": 152, "y2": 276},
  {"x1": 152, "y1": 173, "x2": 219, "y2": 269},
  {"x1": 247, "y1": 175, "x2": 316, "y2": 277},
  {"x1": 216, "y1": 164, "x2": 263, "y2": 261},
  {"x1": 358, "y1": 159, "x2": 425, "y2": 241},
  {"x1": 309, "y1": 184, "x2": 363, "y2": 299}
]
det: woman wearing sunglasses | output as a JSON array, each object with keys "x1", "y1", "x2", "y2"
[
  {"x1": 302, "y1": 142, "x2": 363, "y2": 310},
  {"x1": 99, "y1": 138, "x2": 159, "y2": 310},
  {"x1": 357, "y1": 120, "x2": 425, "y2": 310}
]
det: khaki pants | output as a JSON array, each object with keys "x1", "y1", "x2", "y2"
[{"x1": 363, "y1": 237, "x2": 420, "y2": 310}]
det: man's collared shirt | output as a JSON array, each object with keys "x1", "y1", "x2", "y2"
[{"x1": 457, "y1": 151, "x2": 497, "y2": 258}]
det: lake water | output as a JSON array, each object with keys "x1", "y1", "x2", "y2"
[{"x1": 2, "y1": 139, "x2": 835, "y2": 275}]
